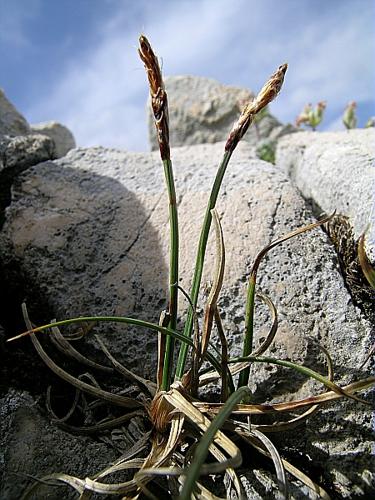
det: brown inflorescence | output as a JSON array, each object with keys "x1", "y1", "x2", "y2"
[
  {"x1": 138, "y1": 35, "x2": 170, "y2": 160},
  {"x1": 225, "y1": 63, "x2": 287, "y2": 152}
]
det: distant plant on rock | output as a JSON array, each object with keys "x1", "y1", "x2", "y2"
[
  {"x1": 343, "y1": 101, "x2": 358, "y2": 129},
  {"x1": 255, "y1": 138, "x2": 276, "y2": 164},
  {"x1": 365, "y1": 116, "x2": 375, "y2": 128},
  {"x1": 295, "y1": 101, "x2": 326, "y2": 130}
]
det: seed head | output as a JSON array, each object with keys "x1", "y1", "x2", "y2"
[
  {"x1": 225, "y1": 63, "x2": 288, "y2": 152},
  {"x1": 252, "y1": 63, "x2": 288, "y2": 115},
  {"x1": 139, "y1": 35, "x2": 170, "y2": 160}
]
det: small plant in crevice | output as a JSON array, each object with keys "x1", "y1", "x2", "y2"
[
  {"x1": 325, "y1": 215, "x2": 375, "y2": 320},
  {"x1": 256, "y1": 138, "x2": 277, "y2": 164},
  {"x1": 8, "y1": 36, "x2": 375, "y2": 499},
  {"x1": 295, "y1": 101, "x2": 326, "y2": 131}
]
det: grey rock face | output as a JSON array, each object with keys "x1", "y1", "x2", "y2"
[
  {"x1": 276, "y1": 129, "x2": 375, "y2": 260},
  {"x1": 0, "y1": 134, "x2": 55, "y2": 224},
  {"x1": 0, "y1": 89, "x2": 30, "y2": 137},
  {"x1": 0, "y1": 142, "x2": 373, "y2": 496},
  {"x1": 0, "y1": 93, "x2": 55, "y2": 222},
  {"x1": 0, "y1": 134, "x2": 55, "y2": 174},
  {"x1": 0, "y1": 389, "x2": 117, "y2": 499},
  {"x1": 148, "y1": 76, "x2": 294, "y2": 151},
  {"x1": 31, "y1": 121, "x2": 76, "y2": 158}
]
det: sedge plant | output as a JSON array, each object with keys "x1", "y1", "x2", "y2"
[{"x1": 8, "y1": 36, "x2": 375, "y2": 499}]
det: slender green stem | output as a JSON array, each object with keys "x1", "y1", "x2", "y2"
[
  {"x1": 175, "y1": 150, "x2": 233, "y2": 379},
  {"x1": 179, "y1": 386, "x2": 250, "y2": 500},
  {"x1": 238, "y1": 273, "x2": 256, "y2": 388},
  {"x1": 230, "y1": 355, "x2": 370, "y2": 400},
  {"x1": 10, "y1": 315, "x2": 222, "y2": 377},
  {"x1": 161, "y1": 158, "x2": 179, "y2": 390},
  {"x1": 238, "y1": 213, "x2": 335, "y2": 389}
]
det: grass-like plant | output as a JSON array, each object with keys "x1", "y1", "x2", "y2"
[
  {"x1": 342, "y1": 101, "x2": 357, "y2": 129},
  {"x1": 8, "y1": 36, "x2": 374, "y2": 499},
  {"x1": 295, "y1": 101, "x2": 326, "y2": 131}
]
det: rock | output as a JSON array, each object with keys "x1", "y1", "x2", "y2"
[
  {"x1": 0, "y1": 134, "x2": 55, "y2": 225},
  {"x1": 31, "y1": 121, "x2": 76, "y2": 158},
  {"x1": 0, "y1": 142, "x2": 373, "y2": 496},
  {"x1": 276, "y1": 129, "x2": 375, "y2": 261},
  {"x1": 0, "y1": 89, "x2": 30, "y2": 137},
  {"x1": 0, "y1": 134, "x2": 55, "y2": 173},
  {"x1": 0, "y1": 323, "x2": 5, "y2": 372},
  {"x1": 148, "y1": 76, "x2": 294, "y2": 150},
  {"x1": 0, "y1": 389, "x2": 117, "y2": 499}
]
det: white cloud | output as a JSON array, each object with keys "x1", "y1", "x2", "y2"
[
  {"x1": 25, "y1": 0, "x2": 375, "y2": 150},
  {"x1": 0, "y1": 0, "x2": 41, "y2": 47}
]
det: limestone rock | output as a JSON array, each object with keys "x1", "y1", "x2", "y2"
[
  {"x1": 0, "y1": 89, "x2": 30, "y2": 137},
  {"x1": 276, "y1": 129, "x2": 375, "y2": 261},
  {"x1": 31, "y1": 121, "x2": 76, "y2": 158},
  {"x1": 0, "y1": 134, "x2": 55, "y2": 224},
  {"x1": 0, "y1": 134, "x2": 55, "y2": 173},
  {"x1": 0, "y1": 389, "x2": 117, "y2": 499},
  {"x1": 0, "y1": 142, "x2": 373, "y2": 496},
  {"x1": 148, "y1": 76, "x2": 294, "y2": 150}
]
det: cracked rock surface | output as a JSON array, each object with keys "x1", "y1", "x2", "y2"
[
  {"x1": 276, "y1": 129, "x2": 375, "y2": 261},
  {"x1": 0, "y1": 141, "x2": 373, "y2": 497},
  {"x1": 0, "y1": 134, "x2": 55, "y2": 227}
]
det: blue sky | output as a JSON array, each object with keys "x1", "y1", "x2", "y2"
[{"x1": 1, "y1": 0, "x2": 374, "y2": 150}]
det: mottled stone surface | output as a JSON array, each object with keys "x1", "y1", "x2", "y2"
[
  {"x1": 276, "y1": 129, "x2": 375, "y2": 261},
  {"x1": 0, "y1": 134, "x2": 55, "y2": 225},
  {"x1": 0, "y1": 389, "x2": 117, "y2": 499}
]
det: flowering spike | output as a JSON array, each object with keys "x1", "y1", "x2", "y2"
[
  {"x1": 225, "y1": 63, "x2": 287, "y2": 152},
  {"x1": 138, "y1": 35, "x2": 170, "y2": 160}
]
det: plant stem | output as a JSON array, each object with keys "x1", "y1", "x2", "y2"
[
  {"x1": 237, "y1": 273, "x2": 256, "y2": 388},
  {"x1": 10, "y1": 315, "x2": 223, "y2": 375},
  {"x1": 179, "y1": 386, "x2": 250, "y2": 500},
  {"x1": 238, "y1": 213, "x2": 335, "y2": 388},
  {"x1": 161, "y1": 158, "x2": 179, "y2": 390},
  {"x1": 175, "y1": 150, "x2": 232, "y2": 379},
  {"x1": 230, "y1": 355, "x2": 372, "y2": 403}
]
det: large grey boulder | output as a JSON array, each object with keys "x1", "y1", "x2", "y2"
[
  {"x1": 148, "y1": 76, "x2": 294, "y2": 150},
  {"x1": 0, "y1": 89, "x2": 30, "y2": 137},
  {"x1": 0, "y1": 142, "x2": 373, "y2": 496},
  {"x1": 276, "y1": 129, "x2": 375, "y2": 260},
  {"x1": 31, "y1": 121, "x2": 76, "y2": 158}
]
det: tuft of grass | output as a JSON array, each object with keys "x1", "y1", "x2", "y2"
[{"x1": 8, "y1": 35, "x2": 375, "y2": 499}]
